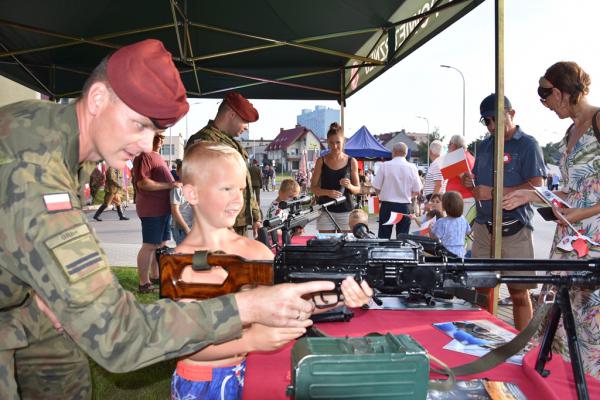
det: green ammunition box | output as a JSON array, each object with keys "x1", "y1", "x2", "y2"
[{"x1": 287, "y1": 333, "x2": 429, "y2": 400}]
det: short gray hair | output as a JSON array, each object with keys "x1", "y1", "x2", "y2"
[
  {"x1": 448, "y1": 134, "x2": 466, "y2": 149},
  {"x1": 429, "y1": 140, "x2": 443, "y2": 156},
  {"x1": 392, "y1": 142, "x2": 408, "y2": 156}
]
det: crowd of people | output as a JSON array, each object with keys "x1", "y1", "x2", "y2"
[{"x1": 0, "y1": 36, "x2": 598, "y2": 400}]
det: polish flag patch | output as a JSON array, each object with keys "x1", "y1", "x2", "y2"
[
  {"x1": 383, "y1": 212, "x2": 406, "y2": 225},
  {"x1": 43, "y1": 193, "x2": 72, "y2": 212}
]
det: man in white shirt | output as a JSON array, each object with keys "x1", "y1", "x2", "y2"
[
  {"x1": 372, "y1": 142, "x2": 422, "y2": 238},
  {"x1": 423, "y1": 140, "x2": 446, "y2": 200}
]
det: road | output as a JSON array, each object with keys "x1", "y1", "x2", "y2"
[{"x1": 88, "y1": 190, "x2": 557, "y2": 266}]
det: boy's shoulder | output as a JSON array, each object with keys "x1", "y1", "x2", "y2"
[{"x1": 235, "y1": 235, "x2": 274, "y2": 260}]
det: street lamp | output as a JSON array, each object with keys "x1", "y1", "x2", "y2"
[
  {"x1": 416, "y1": 115, "x2": 430, "y2": 166},
  {"x1": 441, "y1": 64, "x2": 465, "y2": 137}
]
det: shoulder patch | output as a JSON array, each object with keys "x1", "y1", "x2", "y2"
[
  {"x1": 45, "y1": 224, "x2": 106, "y2": 282},
  {"x1": 43, "y1": 193, "x2": 73, "y2": 212}
]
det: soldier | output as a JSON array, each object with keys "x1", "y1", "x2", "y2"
[
  {"x1": 0, "y1": 39, "x2": 333, "y2": 399},
  {"x1": 88, "y1": 163, "x2": 105, "y2": 203},
  {"x1": 93, "y1": 166, "x2": 129, "y2": 221},
  {"x1": 185, "y1": 92, "x2": 262, "y2": 236}
]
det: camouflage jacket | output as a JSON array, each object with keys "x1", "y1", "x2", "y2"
[
  {"x1": 104, "y1": 167, "x2": 122, "y2": 194},
  {"x1": 186, "y1": 121, "x2": 261, "y2": 226},
  {"x1": 0, "y1": 101, "x2": 242, "y2": 372}
]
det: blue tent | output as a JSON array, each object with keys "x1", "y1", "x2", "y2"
[{"x1": 321, "y1": 125, "x2": 392, "y2": 159}]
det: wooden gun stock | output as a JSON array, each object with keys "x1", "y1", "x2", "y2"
[{"x1": 159, "y1": 252, "x2": 274, "y2": 300}]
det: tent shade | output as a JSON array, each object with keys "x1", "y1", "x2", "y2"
[
  {"x1": 321, "y1": 125, "x2": 392, "y2": 159},
  {"x1": 0, "y1": 0, "x2": 484, "y2": 100}
]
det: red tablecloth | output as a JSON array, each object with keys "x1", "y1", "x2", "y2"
[{"x1": 243, "y1": 308, "x2": 600, "y2": 399}]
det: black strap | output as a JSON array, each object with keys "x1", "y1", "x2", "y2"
[{"x1": 592, "y1": 109, "x2": 600, "y2": 142}]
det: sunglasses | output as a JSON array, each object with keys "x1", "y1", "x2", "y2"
[
  {"x1": 480, "y1": 116, "x2": 494, "y2": 126},
  {"x1": 537, "y1": 85, "x2": 554, "y2": 103}
]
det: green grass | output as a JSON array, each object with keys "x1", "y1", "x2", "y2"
[{"x1": 90, "y1": 267, "x2": 174, "y2": 400}]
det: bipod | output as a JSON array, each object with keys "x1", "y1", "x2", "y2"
[{"x1": 535, "y1": 285, "x2": 588, "y2": 400}]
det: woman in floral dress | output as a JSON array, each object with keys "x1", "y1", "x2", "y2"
[{"x1": 503, "y1": 61, "x2": 600, "y2": 379}]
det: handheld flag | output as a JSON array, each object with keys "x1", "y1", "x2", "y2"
[
  {"x1": 440, "y1": 148, "x2": 470, "y2": 180},
  {"x1": 383, "y1": 212, "x2": 406, "y2": 225},
  {"x1": 411, "y1": 216, "x2": 436, "y2": 236}
]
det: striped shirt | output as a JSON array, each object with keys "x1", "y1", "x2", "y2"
[{"x1": 423, "y1": 157, "x2": 446, "y2": 196}]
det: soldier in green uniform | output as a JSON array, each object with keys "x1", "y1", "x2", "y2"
[
  {"x1": 185, "y1": 93, "x2": 262, "y2": 236},
  {"x1": 0, "y1": 39, "x2": 332, "y2": 399},
  {"x1": 93, "y1": 166, "x2": 129, "y2": 221}
]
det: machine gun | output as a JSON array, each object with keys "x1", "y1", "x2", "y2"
[
  {"x1": 257, "y1": 195, "x2": 345, "y2": 249},
  {"x1": 159, "y1": 237, "x2": 600, "y2": 399}
]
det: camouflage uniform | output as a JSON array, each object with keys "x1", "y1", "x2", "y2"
[
  {"x1": 186, "y1": 121, "x2": 261, "y2": 234},
  {"x1": 102, "y1": 167, "x2": 123, "y2": 206},
  {"x1": 88, "y1": 167, "x2": 104, "y2": 203},
  {"x1": 0, "y1": 101, "x2": 243, "y2": 399}
]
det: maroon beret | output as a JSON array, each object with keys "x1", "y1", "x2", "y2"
[
  {"x1": 224, "y1": 92, "x2": 259, "y2": 122},
  {"x1": 106, "y1": 39, "x2": 189, "y2": 129}
]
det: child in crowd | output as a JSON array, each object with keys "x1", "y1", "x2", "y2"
[
  {"x1": 430, "y1": 191, "x2": 471, "y2": 257},
  {"x1": 348, "y1": 208, "x2": 369, "y2": 231},
  {"x1": 267, "y1": 178, "x2": 304, "y2": 238},
  {"x1": 267, "y1": 179, "x2": 301, "y2": 219},
  {"x1": 170, "y1": 159, "x2": 193, "y2": 245},
  {"x1": 172, "y1": 142, "x2": 373, "y2": 400},
  {"x1": 426, "y1": 193, "x2": 444, "y2": 216}
]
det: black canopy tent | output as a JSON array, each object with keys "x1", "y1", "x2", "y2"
[
  {"x1": 0, "y1": 0, "x2": 484, "y2": 101},
  {"x1": 1, "y1": 0, "x2": 516, "y2": 312}
]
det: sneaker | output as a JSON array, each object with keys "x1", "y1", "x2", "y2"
[
  {"x1": 498, "y1": 297, "x2": 513, "y2": 306},
  {"x1": 138, "y1": 283, "x2": 157, "y2": 294},
  {"x1": 150, "y1": 277, "x2": 160, "y2": 285}
]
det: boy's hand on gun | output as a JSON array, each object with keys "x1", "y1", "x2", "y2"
[
  {"x1": 314, "y1": 277, "x2": 373, "y2": 309},
  {"x1": 245, "y1": 323, "x2": 306, "y2": 352},
  {"x1": 340, "y1": 277, "x2": 373, "y2": 308}
]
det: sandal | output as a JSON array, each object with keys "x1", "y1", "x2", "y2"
[{"x1": 138, "y1": 283, "x2": 157, "y2": 294}]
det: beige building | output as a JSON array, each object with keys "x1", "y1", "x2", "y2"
[{"x1": 0, "y1": 76, "x2": 39, "y2": 107}]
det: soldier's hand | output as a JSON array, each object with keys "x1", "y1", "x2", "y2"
[{"x1": 235, "y1": 281, "x2": 334, "y2": 328}]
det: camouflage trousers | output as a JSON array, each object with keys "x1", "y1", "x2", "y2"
[{"x1": 0, "y1": 295, "x2": 91, "y2": 400}]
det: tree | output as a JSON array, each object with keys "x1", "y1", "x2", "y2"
[
  {"x1": 467, "y1": 134, "x2": 487, "y2": 155},
  {"x1": 542, "y1": 141, "x2": 562, "y2": 165},
  {"x1": 416, "y1": 127, "x2": 444, "y2": 165}
]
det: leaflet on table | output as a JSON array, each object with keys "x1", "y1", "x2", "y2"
[
  {"x1": 428, "y1": 379, "x2": 527, "y2": 400},
  {"x1": 432, "y1": 319, "x2": 534, "y2": 366}
]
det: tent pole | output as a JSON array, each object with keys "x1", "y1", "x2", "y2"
[
  {"x1": 340, "y1": 69, "x2": 345, "y2": 129},
  {"x1": 489, "y1": 0, "x2": 505, "y2": 316}
]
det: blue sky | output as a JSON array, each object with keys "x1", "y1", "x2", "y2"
[{"x1": 169, "y1": 0, "x2": 599, "y2": 147}]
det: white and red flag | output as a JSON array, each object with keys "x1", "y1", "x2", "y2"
[
  {"x1": 440, "y1": 148, "x2": 470, "y2": 180},
  {"x1": 383, "y1": 212, "x2": 407, "y2": 225},
  {"x1": 411, "y1": 216, "x2": 436, "y2": 236}
]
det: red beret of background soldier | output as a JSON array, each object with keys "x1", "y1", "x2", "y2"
[
  {"x1": 186, "y1": 91, "x2": 263, "y2": 237},
  {"x1": 0, "y1": 39, "x2": 334, "y2": 399}
]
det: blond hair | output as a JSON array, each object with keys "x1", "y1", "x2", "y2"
[
  {"x1": 182, "y1": 141, "x2": 246, "y2": 185},
  {"x1": 279, "y1": 179, "x2": 300, "y2": 195},
  {"x1": 348, "y1": 208, "x2": 368, "y2": 227}
]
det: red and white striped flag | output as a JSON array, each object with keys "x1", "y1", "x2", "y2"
[
  {"x1": 383, "y1": 212, "x2": 406, "y2": 225},
  {"x1": 440, "y1": 148, "x2": 470, "y2": 180},
  {"x1": 411, "y1": 216, "x2": 436, "y2": 236}
]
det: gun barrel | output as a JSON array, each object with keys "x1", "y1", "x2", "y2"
[{"x1": 428, "y1": 257, "x2": 600, "y2": 273}]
